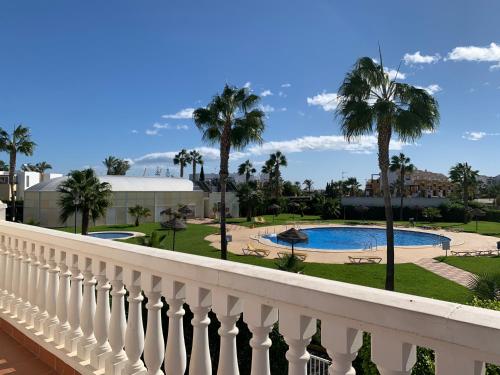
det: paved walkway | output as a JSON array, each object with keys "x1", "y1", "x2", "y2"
[{"x1": 415, "y1": 258, "x2": 474, "y2": 288}]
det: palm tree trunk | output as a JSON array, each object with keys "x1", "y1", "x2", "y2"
[
  {"x1": 219, "y1": 128, "x2": 231, "y2": 260},
  {"x1": 464, "y1": 180, "x2": 469, "y2": 223},
  {"x1": 81, "y1": 209, "x2": 90, "y2": 235},
  {"x1": 378, "y1": 126, "x2": 395, "y2": 291},
  {"x1": 8, "y1": 152, "x2": 16, "y2": 221},
  {"x1": 400, "y1": 170, "x2": 404, "y2": 221},
  {"x1": 192, "y1": 162, "x2": 197, "y2": 181},
  {"x1": 180, "y1": 164, "x2": 184, "y2": 178},
  {"x1": 275, "y1": 167, "x2": 280, "y2": 198}
]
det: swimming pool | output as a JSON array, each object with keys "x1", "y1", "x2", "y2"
[
  {"x1": 263, "y1": 227, "x2": 449, "y2": 251},
  {"x1": 88, "y1": 232, "x2": 135, "y2": 240}
]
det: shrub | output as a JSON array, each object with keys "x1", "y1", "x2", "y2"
[{"x1": 275, "y1": 253, "x2": 305, "y2": 273}]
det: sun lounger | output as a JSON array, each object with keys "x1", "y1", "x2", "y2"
[
  {"x1": 347, "y1": 256, "x2": 382, "y2": 264},
  {"x1": 450, "y1": 250, "x2": 475, "y2": 256},
  {"x1": 253, "y1": 217, "x2": 266, "y2": 224},
  {"x1": 474, "y1": 250, "x2": 495, "y2": 256},
  {"x1": 277, "y1": 251, "x2": 307, "y2": 261},
  {"x1": 242, "y1": 244, "x2": 270, "y2": 257}
]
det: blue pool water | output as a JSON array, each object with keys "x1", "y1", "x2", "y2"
[
  {"x1": 88, "y1": 232, "x2": 133, "y2": 240},
  {"x1": 264, "y1": 227, "x2": 449, "y2": 251}
]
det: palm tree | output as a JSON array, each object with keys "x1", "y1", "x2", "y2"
[
  {"x1": 237, "y1": 183, "x2": 263, "y2": 221},
  {"x1": 238, "y1": 160, "x2": 256, "y2": 183},
  {"x1": 35, "y1": 161, "x2": 53, "y2": 174},
  {"x1": 103, "y1": 156, "x2": 118, "y2": 175},
  {"x1": 449, "y1": 162, "x2": 479, "y2": 222},
  {"x1": 0, "y1": 160, "x2": 8, "y2": 172},
  {"x1": 103, "y1": 156, "x2": 130, "y2": 175},
  {"x1": 194, "y1": 84, "x2": 265, "y2": 260},
  {"x1": 389, "y1": 153, "x2": 415, "y2": 221},
  {"x1": 344, "y1": 177, "x2": 361, "y2": 196},
  {"x1": 57, "y1": 169, "x2": 112, "y2": 235},
  {"x1": 128, "y1": 205, "x2": 152, "y2": 226},
  {"x1": 189, "y1": 150, "x2": 203, "y2": 181},
  {"x1": 0, "y1": 125, "x2": 36, "y2": 221},
  {"x1": 173, "y1": 149, "x2": 191, "y2": 178},
  {"x1": 137, "y1": 230, "x2": 169, "y2": 249},
  {"x1": 267, "y1": 151, "x2": 287, "y2": 198},
  {"x1": 303, "y1": 179, "x2": 313, "y2": 194},
  {"x1": 21, "y1": 163, "x2": 37, "y2": 172},
  {"x1": 336, "y1": 54, "x2": 439, "y2": 291}
]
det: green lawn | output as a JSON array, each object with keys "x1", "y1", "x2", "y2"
[
  {"x1": 59, "y1": 221, "x2": 471, "y2": 304},
  {"x1": 440, "y1": 256, "x2": 500, "y2": 275}
]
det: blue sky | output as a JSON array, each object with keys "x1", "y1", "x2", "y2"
[{"x1": 1, "y1": 0, "x2": 499, "y2": 187}]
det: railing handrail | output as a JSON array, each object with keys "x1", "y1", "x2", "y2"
[{"x1": 2, "y1": 221, "x2": 500, "y2": 364}]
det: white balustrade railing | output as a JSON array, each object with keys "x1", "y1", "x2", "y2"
[{"x1": 1, "y1": 221, "x2": 500, "y2": 375}]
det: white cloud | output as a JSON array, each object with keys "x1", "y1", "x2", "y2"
[
  {"x1": 297, "y1": 111, "x2": 305, "y2": 117},
  {"x1": 462, "y1": 131, "x2": 500, "y2": 141},
  {"x1": 131, "y1": 129, "x2": 138, "y2": 134},
  {"x1": 260, "y1": 89, "x2": 273, "y2": 97},
  {"x1": 416, "y1": 84, "x2": 442, "y2": 95},
  {"x1": 384, "y1": 68, "x2": 406, "y2": 80},
  {"x1": 162, "y1": 108, "x2": 195, "y2": 119},
  {"x1": 260, "y1": 104, "x2": 275, "y2": 113},
  {"x1": 278, "y1": 91, "x2": 287, "y2": 98},
  {"x1": 145, "y1": 129, "x2": 160, "y2": 136},
  {"x1": 152, "y1": 122, "x2": 189, "y2": 131},
  {"x1": 306, "y1": 92, "x2": 339, "y2": 111},
  {"x1": 447, "y1": 43, "x2": 500, "y2": 70},
  {"x1": 403, "y1": 51, "x2": 441, "y2": 65},
  {"x1": 131, "y1": 134, "x2": 410, "y2": 165},
  {"x1": 243, "y1": 81, "x2": 251, "y2": 88},
  {"x1": 281, "y1": 83, "x2": 292, "y2": 88}
]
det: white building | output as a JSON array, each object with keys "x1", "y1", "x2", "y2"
[{"x1": 23, "y1": 175, "x2": 239, "y2": 227}]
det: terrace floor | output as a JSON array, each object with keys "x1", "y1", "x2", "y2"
[{"x1": 0, "y1": 329, "x2": 55, "y2": 375}]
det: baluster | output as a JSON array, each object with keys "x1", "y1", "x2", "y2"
[
  {"x1": 64, "y1": 254, "x2": 83, "y2": 353},
  {"x1": 34, "y1": 245, "x2": 49, "y2": 333},
  {"x1": 163, "y1": 280, "x2": 187, "y2": 375},
  {"x1": 54, "y1": 251, "x2": 71, "y2": 346},
  {"x1": 280, "y1": 309, "x2": 316, "y2": 375},
  {"x1": 213, "y1": 292, "x2": 242, "y2": 375},
  {"x1": 18, "y1": 241, "x2": 32, "y2": 323},
  {"x1": 187, "y1": 286, "x2": 212, "y2": 375},
  {"x1": 90, "y1": 261, "x2": 111, "y2": 370},
  {"x1": 77, "y1": 257, "x2": 97, "y2": 360},
  {"x1": 43, "y1": 248, "x2": 60, "y2": 340},
  {"x1": 104, "y1": 266, "x2": 128, "y2": 375},
  {"x1": 3, "y1": 237, "x2": 16, "y2": 314},
  {"x1": 123, "y1": 270, "x2": 147, "y2": 375},
  {"x1": 0, "y1": 235, "x2": 9, "y2": 310},
  {"x1": 26, "y1": 244, "x2": 40, "y2": 327},
  {"x1": 243, "y1": 301, "x2": 278, "y2": 375},
  {"x1": 321, "y1": 319, "x2": 362, "y2": 375},
  {"x1": 435, "y1": 348, "x2": 485, "y2": 375},
  {"x1": 371, "y1": 333, "x2": 416, "y2": 375},
  {"x1": 11, "y1": 238, "x2": 23, "y2": 318},
  {"x1": 143, "y1": 275, "x2": 164, "y2": 375}
]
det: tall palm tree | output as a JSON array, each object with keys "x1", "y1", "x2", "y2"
[
  {"x1": 189, "y1": 150, "x2": 203, "y2": 181},
  {"x1": 57, "y1": 169, "x2": 112, "y2": 235},
  {"x1": 303, "y1": 179, "x2": 313, "y2": 193},
  {"x1": 267, "y1": 151, "x2": 287, "y2": 198},
  {"x1": 336, "y1": 54, "x2": 439, "y2": 290},
  {"x1": 173, "y1": 149, "x2": 191, "y2": 178},
  {"x1": 389, "y1": 153, "x2": 415, "y2": 221},
  {"x1": 194, "y1": 84, "x2": 265, "y2": 260},
  {"x1": 449, "y1": 162, "x2": 479, "y2": 222},
  {"x1": 0, "y1": 125, "x2": 36, "y2": 221},
  {"x1": 21, "y1": 163, "x2": 37, "y2": 172},
  {"x1": 238, "y1": 160, "x2": 256, "y2": 183}
]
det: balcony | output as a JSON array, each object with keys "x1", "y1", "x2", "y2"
[{"x1": 1, "y1": 220, "x2": 500, "y2": 374}]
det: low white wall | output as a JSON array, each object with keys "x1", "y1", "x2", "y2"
[
  {"x1": 0, "y1": 200, "x2": 6, "y2": 221},
  {"x1": 341, "y1": 197, "x2": 449, "y2": 207}
]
